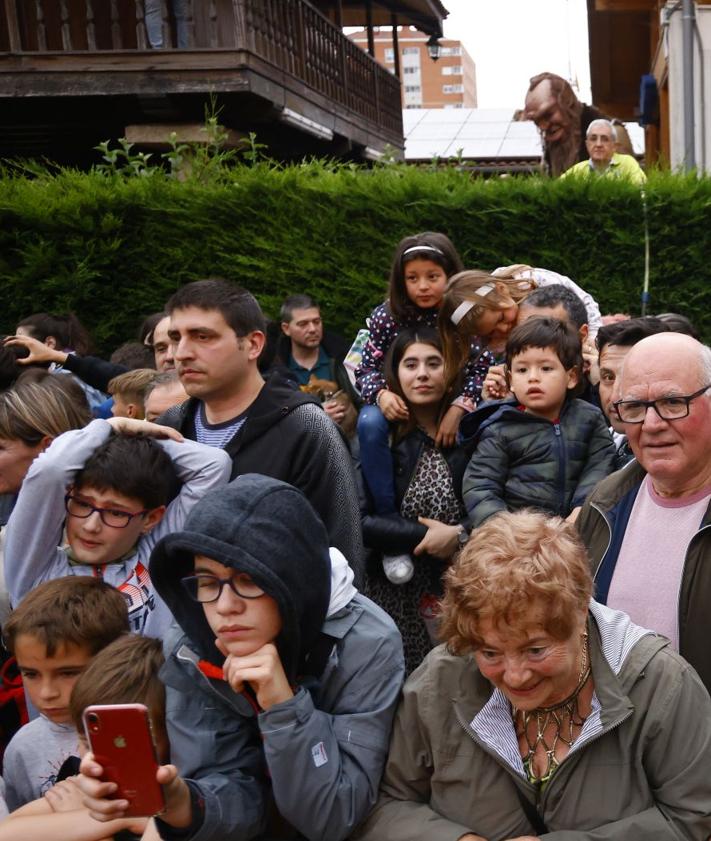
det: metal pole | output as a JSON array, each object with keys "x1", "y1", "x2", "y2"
[
  {"x1": 682, "y1": 0, "x2": 696, "y2": 170},
  {"x1": 391, "y1": 14, "x2": 400, "y2": 80},
  {"x1": 641, "y1": 189, "x2": 650, "y2": 316}
]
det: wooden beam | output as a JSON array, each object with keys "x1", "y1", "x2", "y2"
[
  {"x1": 4, "y1": 1, "x2": 22, "y2": 52},
  {"x1": 124, "y1": 122, "x2": 247, "y2": 147},
  {"x1": 365, "y1": 0, "x2": 374, "y2": 55}
]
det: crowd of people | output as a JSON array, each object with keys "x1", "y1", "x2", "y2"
[{"x1": 0, "y1": 231, "x2": 708, "y2": 841}]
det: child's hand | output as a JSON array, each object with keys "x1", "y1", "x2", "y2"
[
  {"x1": 481, "y1": 364, "x2": 510, "y2": 401},
  {"x1": 3, "y1": 334, "x2": 68, "y2": 366},
  {"x1": 106, "y1": 417, "x2": 183, "y2": 442},
  {"x1": 377, "y1": 390, "x2": 409, "y2": 422},
  {"x1": 78, "y1": 752, "x2": 193, "y2": 829},
  {"x1": 582, "y1": 340, "x2": 599, "y2": 384},
  {"x1": 414, "y1": 518, "x2": 461, "y2": 559},
  {"x1": 215, "y1": 640, "x2": 294, "y2": 710},
  {"x1": 435, "y1": 405, "x2": 465, "y2": 448},
  {"x1": 323, "y1": 398, "x2": 347, "y2": 426},
  {"x1": 44, "y1": 777, "x2": 84, "y2": 812}
]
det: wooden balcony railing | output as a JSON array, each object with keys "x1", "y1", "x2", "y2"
[{"x1": 0, "y1": 0, "x2": 403, "y2": 140}]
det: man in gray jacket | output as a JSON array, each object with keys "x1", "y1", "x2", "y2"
[{"x1": 79, "y1": 475, "x2": 404, "y2": 841}]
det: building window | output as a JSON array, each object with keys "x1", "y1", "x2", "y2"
[
  {"x1": 403, "y1": 66, "x2": 418, "y2": 75},
  {"x1": 384, "y1": 48, "x2": 394, "y2": 63},
  {"x1": 404, "y1": 85, "x2": 421, "y2": 93},
  {"x1": 442, "y1": 66, "x2": 463, "y2": 76},
  {"x1": 440, "y1": 46, "x2": 462, "y2": 57},
  {"x1": 442, "y1": 84, "x2": 464, "y2": 94},
  {"x1": 403, "y1": 47, "x2": 420, "y2": 55}
]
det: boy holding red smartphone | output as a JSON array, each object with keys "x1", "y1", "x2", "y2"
[
  {"x1": 0, "y1": 634, "x2": 167, "y2": 840},
  {"x1": 2, "y1": 577, "x2": 129, "y2": 811},
  {"x1": 79, "y1": 474, "x2": 404, "y2": 841}
]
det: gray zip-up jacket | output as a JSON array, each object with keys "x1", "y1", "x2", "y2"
[
  {"x1": 158, "y1": 578, "x2": 404, "y2": 841},
  {"x1": 4, "y1": 419, "x2": 231, "y2": 636},
  {"x1": 354, "y1": 601, "x2": 711, "y2": 841},
  {"x1": 577, "y1": 459, "x2": 711, "y2": 695}
]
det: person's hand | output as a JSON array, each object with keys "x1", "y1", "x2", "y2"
[
  {"x1": 481, "y1": 364, "x2": 510, "y2": 401},
  {"x1": 377, "y1": 390, "x2": 409, "y2": 422},
  {"x1": 44, "y1": 777, "x2": 84, "y2": 812},
  {"x1": 78, "y1": 752, "x2": 193, "y2": 829},
  {"x1": 414, "y1": 518, "x2": 461, "y2": 559},
  {"x1": 435, "y1": 405, "x2": 466, "y2": 448},
  {"x1": 3, "y1": 334, "x2": 68, "y2": 366},
  {"x1": 582, "y1": 340, "x2": 599, "y2": 384},
  {"x1": 139, "y1": 819, "x2": 162, "y2": 840},
  {"x1": 565, "y1": 506, "x2": 581, "y2": 524},
  {"x1": 215, "y1": 640, "x2": 294, "y2": 710},
  {"x1": 323, "y1": 398, "x2": 346, "y2": 426},
  {"x1": 106, "y1": 417, "x2": 183, "y2": 442},
  {"x1": 458, "y1": 834, "x2": 488, "y2": 841}
]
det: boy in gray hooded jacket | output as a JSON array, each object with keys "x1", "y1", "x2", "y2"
[{"x1": 79, "y1": 474, "x2": 405, "y2": 841}]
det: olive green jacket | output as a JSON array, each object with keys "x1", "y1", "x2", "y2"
[{"x1": 353, "y1": 603, "x2": 711, "y2": 841}]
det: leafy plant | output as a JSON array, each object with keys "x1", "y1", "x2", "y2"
[{"x1": 1, "y1": 161, "x2": 710, "y2": 354}]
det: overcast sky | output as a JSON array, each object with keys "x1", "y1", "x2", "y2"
[{"x1": 441, "y1": 0, "x2": 592, "y2": 109}]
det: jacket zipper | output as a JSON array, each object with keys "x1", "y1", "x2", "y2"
[
  {"x1": 455, "y1": 699, "x2": 634, "y2": 823},
  {"x1": 590, "y1": 501, "x2": 613, "y2": 581},
  {"x1": 554, "y1": 422, "x2": 566, "y2": 515},
  {"x1": 537, "y1": 707, "x2": 633, "y2": 812},
  {"x1": 453, "y1": 705, "x2": 542, "y2": 816}
]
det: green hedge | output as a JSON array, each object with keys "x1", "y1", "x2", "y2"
[{"x1": 1, "y1": 161, "x2": 710, "y2": 352}]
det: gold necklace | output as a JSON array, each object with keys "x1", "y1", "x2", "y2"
[{"x1": 514, "y1": 631, "x2": 591, "y2": 786}]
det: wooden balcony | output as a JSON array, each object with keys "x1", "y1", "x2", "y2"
[{"x1": 0, "y1": 0, "x2": 403, "y2": 162}]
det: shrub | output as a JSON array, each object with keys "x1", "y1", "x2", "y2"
[{"x1": 1, "y1": 160, "x2": 710, "y2": 351}]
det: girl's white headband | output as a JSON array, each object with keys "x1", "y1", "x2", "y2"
[
  {"x1": 401, "y1": 245, "x2": 445, "y2": 259},
  {"x1": 449, "y1": 283, "x2": 496, "y2": 326}
]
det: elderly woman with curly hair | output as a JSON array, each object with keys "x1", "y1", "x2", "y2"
[{"x1": 355, "y1": 509, "x2": 711, "y2": 841}]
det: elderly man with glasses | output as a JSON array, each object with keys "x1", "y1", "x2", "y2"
[
  {"x1": 561, "y1": 119, "x2": 646, "y2": 184},
  {"x1": 577, "y1": 331, "x2": 711, "y2": 693}
]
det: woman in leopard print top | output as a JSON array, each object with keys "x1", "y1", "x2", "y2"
[{"x1": 359, "y1": 327, "x2": 474, "y2": 673}]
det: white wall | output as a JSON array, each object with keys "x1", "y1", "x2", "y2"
[{"x1": 666, "y1": 2, "x2": 711, "y2": 172}]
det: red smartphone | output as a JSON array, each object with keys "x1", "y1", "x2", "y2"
[{"x1": 82, "y1": 703, "x2": 165, "y2": 817}]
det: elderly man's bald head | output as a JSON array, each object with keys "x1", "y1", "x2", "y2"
[
  {"x1": 619, "y1": 332, "x2": 711, "y2": 497},
  {"x1": 620, "y1": 332, "x2": 711, "y2": 391}
]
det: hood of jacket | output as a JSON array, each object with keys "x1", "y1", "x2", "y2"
[
  {"x1": 149, "y1": 474, "x2": 331, "y2": 681},
  {"x1": 158, "y1": 373, "x2": 320, "y2": 452}
]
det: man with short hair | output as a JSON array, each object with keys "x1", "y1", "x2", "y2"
[
  {"x1": 594, "y1": 317, "x2": 671, "y2": 467},
  {"x1": 274, "y1": 294, "x2": 359, "y2": 432},
  {"x1": 561, "y1": 119, "x2": 646, "y2": 184},
  {"x1": 144, "y1": 371, "x2": 188, "y2": 422},
  {"x1": 161, "y1": 279, "x2": 364, "y2": 580},
  {"x1": 577, "y1": 332, "x2": 711, "y2": 693},
  {"x1": 518, "y1": 284, "x2": 589, "y2": 337}
]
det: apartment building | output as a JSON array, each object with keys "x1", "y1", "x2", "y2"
[{"x1": 348, "y1": 28, "x2": 477, "y2": 109}]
